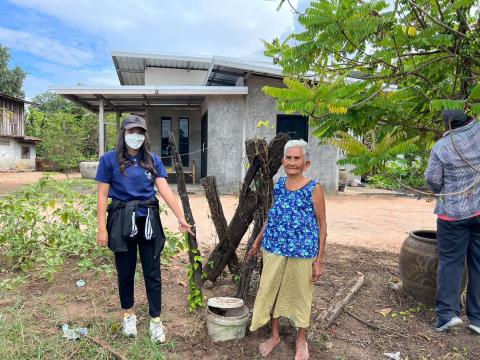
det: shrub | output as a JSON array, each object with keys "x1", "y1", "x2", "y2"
[{"x1": 0, "y1": 176, "x2": 183, "y2": 283}]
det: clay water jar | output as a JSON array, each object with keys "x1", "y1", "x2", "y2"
[{"x1": 399, "y1": 230, "x2": 439, "y2": 306}]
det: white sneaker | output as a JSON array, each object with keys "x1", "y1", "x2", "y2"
[
  {"x1": 150, "y1": 317, "x2": 166, "y2": 343},
  {"x1": 468, "y1": 324, "x2": 480, "y2": 335},
  {"x1": 435, "y1": 316, "x2": 463, "y2": 332},
  {"x1": 122, "y1": 313, "x2": 137, "y2": 337}
]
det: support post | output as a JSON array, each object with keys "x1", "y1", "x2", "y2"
[
  {"x1": 116, "y1": 111, "x2": 121, "y2": 138},
  {"x1": 98, "y1": 99, "x2": 105, "y2": 157}
]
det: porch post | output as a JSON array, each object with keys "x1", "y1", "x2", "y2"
[
  {"x1": 98, "y1": 99, "x2": 105, "y2": 157},
  {"x1": 116, "y1": 111, "x2": 121, "y2": 137}
]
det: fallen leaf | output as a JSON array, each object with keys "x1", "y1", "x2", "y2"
[
  {"x1": 378, "y1": 308, "x2": 393, "y2": 317},
  {"x1": 177, "y1": 281, "x2": 187, "y2": 287}
]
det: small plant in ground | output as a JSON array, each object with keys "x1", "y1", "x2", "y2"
[
  {"x1": 0, "y1": 276, "x2": 27, "y2": 291},
  {"x1": 386, "y1": 303, "x2": 430, "y2": 321},
  {"x1": 159, "y1": 205, "x2": 186, "y2": 265},
  {"x1": 0, "y1": 176, "x2": 110, "y2": 282},
  {"x1": 184, "y1": 233, "x2": 206, "y2": 312}
]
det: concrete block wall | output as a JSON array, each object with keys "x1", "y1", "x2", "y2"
[
  {"x1": 205, "y1": 95, "x2": 246, "y2": 193},
  {"x1": 142, "y1": 75, "x2": 339, "y2": 193},
  {"x1": 245, "y1": 76, "x2": 339, "y2": 193}
]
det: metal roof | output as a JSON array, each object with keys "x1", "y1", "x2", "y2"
[
  {"x1": 51, "y1": 85, "x2": 248, "y2": 113},
  {"x1": 0, "y1": 91, "x2": 33, "y2": 104},
  {"x1": 111, "y1": 51, "x2": 284, "y2": 86}
]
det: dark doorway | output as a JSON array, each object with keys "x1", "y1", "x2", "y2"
[
  {"x1": 201, "y1": 112, "x2": 208, "y2": 178},
  {"x1": 178, "y1": 117, "x2": 189, "y2": 167},
  {"x1": 276, "y1": 114, "x2": 309, "y2": 142},
  {"x1": 161, "y1": 117, "x2": 172, "y2": 167}
]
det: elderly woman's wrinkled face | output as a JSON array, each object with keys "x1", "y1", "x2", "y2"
[{"x1": 283, "y1": 146, "x2": 310, "y2": 177}]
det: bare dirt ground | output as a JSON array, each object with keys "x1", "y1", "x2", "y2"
[
  {"x1": 161, "y1": 187, "x2": 437, "y2": 254},
  {"x1": 0, "y1": 171, "x2": 438, "y2": 252},
  {"x1": 2, "y1": 172, "x2": 478, "y2": 359},
  {"x1": 0, "y1": 171, "x2": 80, "y2": 196}
]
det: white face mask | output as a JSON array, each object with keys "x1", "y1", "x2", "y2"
[{"x1": 125, "y1": 133, "x2": 145, "y2": 149}]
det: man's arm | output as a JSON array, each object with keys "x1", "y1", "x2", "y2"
[{"x1": 425, "y1": 149, "x2": 444, "y2": 193}]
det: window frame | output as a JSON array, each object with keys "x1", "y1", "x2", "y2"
[
  {"x1": 178, "y1": 117, "x2": 189, "y2": 167},
  {"x1": 21, "y1": 146, "x2": 30, "y2": 159},
  {"x1": 161, "y1": 117, "x2": 172, "y2": 167}
]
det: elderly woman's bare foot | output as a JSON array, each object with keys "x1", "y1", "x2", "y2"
[
  {"x1": 294, "y1": 340, "x2": 309, "y2": 360},
  {"x1": 259, "y1": 337, "x2": 281, "y2": 357}
]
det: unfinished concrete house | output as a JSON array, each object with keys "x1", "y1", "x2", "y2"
[{"x1": 53, "y1": 51, "x2": 338, "y2": 193}]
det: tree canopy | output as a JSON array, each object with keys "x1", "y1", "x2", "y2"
[
  {"x1": 0, "y1": 45, "x2": 26, "y2": 98},
  {"x1": 26, "y1": 92, "x2": 117, "y2": 171},
  {"x1": 265, "y1": 0, "x2": 480, "y2": 174}
]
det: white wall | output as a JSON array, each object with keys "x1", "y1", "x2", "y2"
[
  {"x1": 145, "y1": 67, "x2": 208, "y2": 86},
  {"x1": 0, "y1": 137, "x2": 16, "y2": 170},
  {"x1": 0, "y1": 137, "x2": 36, "y2": 170}
]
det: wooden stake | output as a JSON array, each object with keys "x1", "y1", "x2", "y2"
[
  {"x1": 82, "y1": 334, "x2": 128, "y2": 360},
  {"x1": 316, "y1": 274, "x2": 365, "y2": 327},
  {"x1": 169, "y1": 133, "x2": 202, "y2": 290}
]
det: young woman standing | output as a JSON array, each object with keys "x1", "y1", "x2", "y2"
[{"x1": 96, "y1": 115, "x2": 191, "y2": 342}]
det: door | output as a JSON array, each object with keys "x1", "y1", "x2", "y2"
[{"x1": 201, "y1": 112, "x2": 208, "y2": 178}]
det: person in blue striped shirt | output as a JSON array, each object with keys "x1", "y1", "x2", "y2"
[{"x1": 425, "y1": 109, "x2": 480, "y2": 333}]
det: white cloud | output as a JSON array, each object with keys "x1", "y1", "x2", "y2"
[
  {"x1": 6, "y1": 0, "x2": 298, "y2": 57},
  {"x1": 0, "y1": 27, "x2": 94, "y2": 67},
  {"x1": 5, "y1": 0, "x2": 300, "y2": 97}
]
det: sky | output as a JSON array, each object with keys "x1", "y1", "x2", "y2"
[{"x1": 0, "y1": 0, "x2": 308, "y2": 99}]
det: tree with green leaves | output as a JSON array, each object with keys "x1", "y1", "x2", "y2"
[
  {"x1": 265, "y1": 0, "x2": 480, "y2": 175},
  {"x1": 26, "y1": 92, "x2": 118, "y2": 171},
  {"x1": 0, "y1": 45, "x2": 26, "y2": 98}
]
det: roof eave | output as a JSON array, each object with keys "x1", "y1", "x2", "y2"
[{"x1": 51, "y1": 85, "x2": 248, "y2": 96}]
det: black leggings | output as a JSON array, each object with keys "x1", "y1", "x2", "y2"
[{"x1": 114, "y1": 217, "x2": 162, "y2": 317}]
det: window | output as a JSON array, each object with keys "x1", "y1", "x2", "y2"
[
  {"x1": 161, "y1": 118, "x2": 172, "y2": 167},
  {"x1": 0, "y1": 140, "x2": 10, "y2": 146},
  {"x1": 276, "y1": 114, "x2": 309, "y2": 142},
  {"x1": 178, "y1": 117, "x2": 189, "y2": 167},
  {"x1": 21, "y1": 146, "x2": 30, "y2": 159}
]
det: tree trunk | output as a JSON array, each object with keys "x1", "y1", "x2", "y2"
[
  {"x1": 169, "y1": 133, "x2": 202, "y2": 290},
  {"x1": 236, "y1": 138, "x2": 276, "y2": 299},
  {"x1": 203, "y1": 133, "x2": 289, "y2": 282},
  {"x1": 201, "y1": 175, "x2": 239, "y2": 276}
]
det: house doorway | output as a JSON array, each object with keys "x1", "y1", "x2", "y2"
[{"x1": 201, "y1": 111, "x2": 208, "y2": 178}]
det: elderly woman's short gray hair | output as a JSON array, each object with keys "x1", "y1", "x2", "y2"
[{"x1": 284, "y1": 139, "x2": 310, "y2": 160}]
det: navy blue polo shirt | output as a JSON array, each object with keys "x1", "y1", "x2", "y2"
[{"x1": 95, "y1": 150, "x2": 168, "y2": 216}]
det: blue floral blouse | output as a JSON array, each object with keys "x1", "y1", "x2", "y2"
[{"x1": 262, "y1": 177, "x2": 320, "y2": 258}]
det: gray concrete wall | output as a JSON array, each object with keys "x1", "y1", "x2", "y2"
[
  {"x1": 205, "y1": 95, "x2": 245, "y2": 193},
  {"x1": 140, "y1": 76, "x2": 339, "y2": 193},
  {"x1": 145, "y1": 108, "x2": 201, "y2": 180},
  {"x1": 245, "y1": 75, "x2": 339, "y2": 193}
]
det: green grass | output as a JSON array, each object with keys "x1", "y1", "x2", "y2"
[{"x1": 0, "y1": 300, "x2": 178, "y2": 360}]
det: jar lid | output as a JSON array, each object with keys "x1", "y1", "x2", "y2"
[{"x1": 207, "y1": 297, "x2": 244, "y2": 309}]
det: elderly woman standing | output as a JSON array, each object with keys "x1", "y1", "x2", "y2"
[{"x1": 247, "y1": 139, "x2": 327, "y2": 360}]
